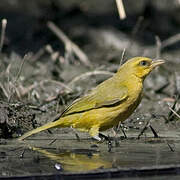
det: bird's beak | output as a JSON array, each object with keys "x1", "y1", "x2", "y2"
[{"x1": 151, "y1": 59, "x2": 165, "y2": 68}]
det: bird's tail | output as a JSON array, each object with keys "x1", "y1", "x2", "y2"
[{"x1": 18, "y1": 119, "x2": 64, "y2": 141}]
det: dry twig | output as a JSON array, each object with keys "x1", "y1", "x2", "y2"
[
  {"x1": 47, "y1": 21, "x2": 92, "y2": 68},
  {"x1": 0, "y1": 18, "x2": 7, "y2": 52},
  {"x1": 155, "y1": 35, "x2": 162, "y2": 59},
  {"x1": 161, "y1": 33, "x2": 180, "y2": 49},
  {"x1": 17, "y1": 84, "x2": 38, "y2": 97},
  {"x1": 8, "y1": 54, "x2": 30, "y2": 102},
  {"x1": 119, "y1": 48, "x2": 126, "y2": 66},
  {"x1": 40, "y1": 79, "x2": 73, "y2": 92},
  {"x1": 0, "y1": 83, "x2": 9, "y2": 98},
  {"x1": 14, "y1": 54, "x2": 29, "y2": 84},
  {"x1": 138, "y1": 118, "x2": 159, "y2": 139},
  {"x1": 115, "y1": 0, "x2": 126, "y2": 20},
  {"x1": 30, "y1": 48, "x2": 45, "y2": 62},
  {"x1": 168, "y1": 106, "x2": 180, "y2": 119},
  {"x1": 45, "y1": 44, "x2": 60, "y2": 62}
]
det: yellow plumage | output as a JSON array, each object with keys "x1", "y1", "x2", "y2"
[{"x1": 18, "y1": 57, "x2": 164, "y2": 141}]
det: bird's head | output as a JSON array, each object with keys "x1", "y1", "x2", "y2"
[{"x1": 118, "y1": 57, "x2": 165, "y2": 80}]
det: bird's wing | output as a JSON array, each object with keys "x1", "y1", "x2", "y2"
[{"x1": 59, "y1": 80, "x2": 128, "y2": 117}]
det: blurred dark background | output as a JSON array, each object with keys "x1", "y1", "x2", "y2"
[{"x1": 0, "y1": 0, "x2": 180, "y2": 59}]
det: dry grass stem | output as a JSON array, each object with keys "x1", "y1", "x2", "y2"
[
  {"x1": 45, "y1": 95, "x2": 58, "y2": 102},
  {"x1": 14, "y1": 85, "x2": 21, "y2": 99},
  {"x1": 68, "y1": 70, "x2": 114, "y2": 86},
  {"x1": 115, "y1": 0, "x2": 126, "y2": 20},
  {"x1": 119, "y1": 48, "x2": 126, "y2": 66},
  {"x1": 45, "y1": 44, "x2": 60, "y2": 61},
  {"x1": 5, "y1": 63, "x2": 11, "y2": 96},
  {"x1": 138, "y1": 118, "x2": 151, "y2": 139},
  {"x1": 166, "y1": 141, "x2": 175, "y2": 152},
  {"x1": 175, "y1": 72, "x2": 180, "y2": 94},
  {"x1": 51, "y1": 52, "x2": 59, "y2": 61},
  {"x1": 8, "y1": 54, "x2": 30, "y2": 102},
  {"x1": 0, "y1": 83, "x2": 9, "y2": 98},
  {"x1": 45, "y1": 44, "x2": 53, "y2": 53},
  {"x1": 40, "y1": 79, "x2": 73, "y2": 92},
  {"x1": 155, "y1": 35, "x2": 162, "y2": 59},
  {"x1": 17, "y1": 84, "x2": 38, "y2": 97},
  {"x1": 168, "y1": 106, "x2": 180, "y2": 119},
  {"x1": 47, "y1": 21, "x2": 92, "y2": 68},
  {"x1": 0, "y1": 18, "x2": 7, "y2": 52},
  {"x1": 31, "y1": 48, "x2": 45, "y2": 62},
  {"x1": 14, "y1": 54, "x2": 29, "y2": 84},
  {"x1": 161, "y1": 33, "x2": 180, "y2": 49}
]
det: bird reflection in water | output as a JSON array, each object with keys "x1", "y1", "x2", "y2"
[{"x1": 31, "y1": 147, "x2": 112, "y2": 172}]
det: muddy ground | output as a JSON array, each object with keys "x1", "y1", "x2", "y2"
[{"x1": 0, "y1": 0, "x2": 180, "y2": 179}]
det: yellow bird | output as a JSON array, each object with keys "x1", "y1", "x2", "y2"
[
  {"x1": 18, "y1": 57, "x2": 164, "y2": 141},
  {"x1": 31, "y1": 147, "x2": 112, "y2": 172}
]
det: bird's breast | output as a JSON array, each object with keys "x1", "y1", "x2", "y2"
[{"x1": 111, "y1": 80, "x2": 143, "y2": 124}]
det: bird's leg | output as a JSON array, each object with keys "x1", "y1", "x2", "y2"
[
  {"x1": 112, "y1": 128, "x2": 120, "y2": 147},
  {"x1": 99, "y1": 133, "x2": 112, "y2": 152},
  {"x1": 112, "y1": 123, "x2": 127, "y2": 147},
  {"x1": 89, "y1": 126, "x2": 110, "y2": 143},
  {"x1": 89, "y1": 127, "x2": 112, "y2": 151},
  {"x1": 119, "y1": 124, "x2": 127, "y2": 138},
  {"x1": 99, "y1": 133, "x2": 109, "y2": 141},
  {"x1": 92, "y1": 135, "x2": 102, "y2": 141},
  {"x1": 89, "y1": 126, "x2": 101, "y2": 141},
  {"x1": 113, "y1": 123, "x2": 127, "y2": 139},
  {"x1": 92, "y1": 133, "x2": 110, "y2": 142}
]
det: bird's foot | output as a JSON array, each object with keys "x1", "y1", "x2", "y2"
[
  {"x1": 99, "y1": 133, "x2": 112, "y2": 152},
  {"x1": 91, "y1": 132, "x2": 112, "y2": 152},
  {"x1": 92, "y1": 135, "x2": 102, "y2": 142}
]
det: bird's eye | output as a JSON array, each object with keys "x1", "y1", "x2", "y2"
[{"x1": 139, "y1": 60, "x2": 149, "y2": 66}]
